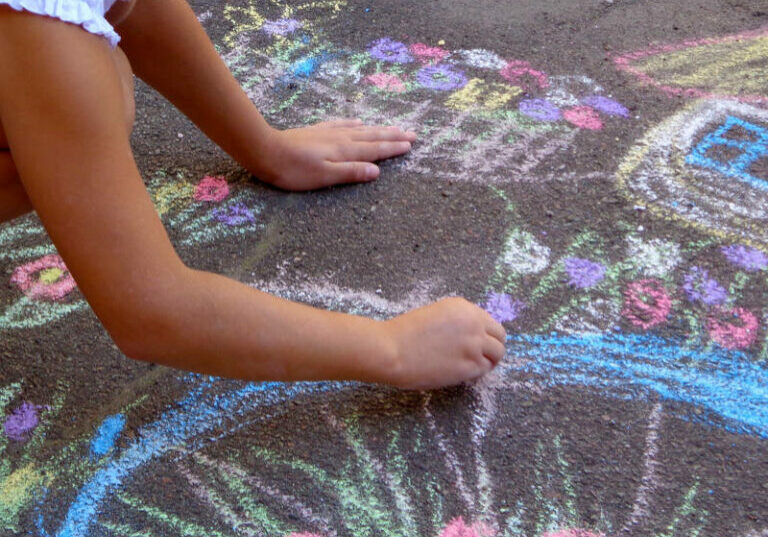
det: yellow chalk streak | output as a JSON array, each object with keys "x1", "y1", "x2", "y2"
[
  {"x1": 0, "y1": 464, "x2": 48, "y2": 529},
  {"x1": 634, "y1": 35, "x2": 768, "y2": 96},
  {"x1": 223, "y1": 3, "x2": 266, "y2": 48},
  {"x1": 445, "y1": 78, "x2": 522, "y2": 111},
  {"x1": 153, "y1": 182, "x2": 194, "y2": 217}
]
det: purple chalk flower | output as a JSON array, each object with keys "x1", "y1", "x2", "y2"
[
  {"x1": 483, "y1": 292, "x2": 525, "y2": 323},
  {"x1": 721, "y1": 245, "x2": 768, "y2": 272},
  {"x1": 367, "y1": 38, "x2": 413, "y2": 63},
  {"x1": 683, "y1": 267, "x2": 728, "y2": 306},
  {"x1": 212, "y1": 203, "x2": 257, "y2": 226},
  {"x1": 580, "y1": 95, "x2": 629, "y2": 117},
  {"x1": 261, "y1": 18, "x2": 302, "y2": 36},
  {"x1": 416, "y1": 64, "x2": 468, "y2": 91},
  {"x1": 4, "y1": 402, "x2": 42, "y2": 442},
  {"x1": 563, "y1": 257, "x2": 606, "y2": 289},
  {"x1": 518, "y1": 99, "x2": 561, "y2": 122}
]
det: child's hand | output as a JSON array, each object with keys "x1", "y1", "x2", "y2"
[
  {"x1": 255, "y1": 119, "x2": 417, "y2": 191},
  {"x1": 380, "y1": 298, "x2": 507, "y2": 390}
]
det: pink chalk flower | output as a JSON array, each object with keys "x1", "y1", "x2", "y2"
[
  {"x1": 409, "y1": 43, "x2": 449, "y2": 64},
  {"x1": 622, "y1": 278, "x2": 672, "y2": 330},
  {"x1": 10, "y1": 254, "x2": 77, "y2": 301},
  {"x1": 707, "y1": 306, "x2": 759, "y2": 349},
  {"x1": 563, "y1": 106, "x2": 603, "y2": 130},
  {"x1": 439, "y1": 517, "x2": 495, "y2": 537},
  {"x1": 194, "y1": 175, "x2": 230, "y2": 202},
  {"x1": 541, "y1": 529, "x2": 604, "y2": 537},
  {"x1": 500, "y1": 60, "x2": 549, "y2": 91},
  {"x1": 365, "y1": 72, "x2": 406, "y2": 93}
]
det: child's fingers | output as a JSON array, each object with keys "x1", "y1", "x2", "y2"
[
  {"x1": 337, "y1": 141, "x2": 412, "y2": 162},
  {"x1": 482, "y1": 336, "x2": 506, "y2": 365},
  {"x1": 485, "y1": 319, "x2": 507, "y2": 345},
  {"x1": 322, "y1": 161, "x2": 380, "y2": 185},
  {"x1": 348, "y1": 126, "x2": 417, "y2": 142},
  {"x1": 313, "y1": 118, "x2": 364, "y2": 128}
]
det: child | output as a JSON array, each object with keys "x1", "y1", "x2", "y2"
[{"x1": 0, "y1": 0, "x2": 506, "y2": 390}]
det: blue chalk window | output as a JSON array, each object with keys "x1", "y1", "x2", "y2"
[{"x1": 686, "y1": 116, "x2": 768, "y2": 191}]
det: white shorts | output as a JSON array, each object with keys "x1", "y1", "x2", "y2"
[{"x1": 0, "y1": 0, "x2": 125, "y2": 47}]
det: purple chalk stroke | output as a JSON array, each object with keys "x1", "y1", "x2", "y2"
[
  {"x1": 261, "y1": 18, "x2": 302, "y2": 36},
  {"x1": 483, "y1": 292, "x2": 525, "y2": 323},
  {"x1": 563, "y1": 257, "x2": 606, "y2": 289},
  {"x1": 4, "y1": 402, "x2": 42, "y2": 441},
  {"x1": 212, "y1": 203, "x2": 257, "y2": 226},
  {"x1": 580, "y1": 95, "x2": 630, "y2": 117},
  {"x1": 416, "y1": 64, "x2": 468, "y2": 91},
  {"x1": 683, "y1": 267, "x2": 728, "y2": 306},
  {"x1": 367, "y1": 38, "x2": 413, "y2": 63},
  {"x1": 518, "y1": 99, "x2": 561, "y2": 121},
  {"x1": 721, "y1": 245, "x2": 768, "y2": 272}
]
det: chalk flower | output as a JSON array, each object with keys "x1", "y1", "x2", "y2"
[
  {"x1": 627, "y1": 237, "x2": 681, "y2": 278},
  {"x1": 451, "y1": 49, "x2": 507, "y2": 70},
  {"x1": 409, "y1": 43, "x2": 449, "y2": 64},
  {"x1": 502, "y1": 230, "x2": 551, "y2": 275},
  {"x1": 707, "y1": 306, "x2": 759, "y2": 349},
  {"x1": 365, "y1": 72, "x2": 406, "y2": 93},
  {"x1": 682, "y1": 267, "x2": 727, "y2": 306},
  {"x1": 500, "y1": 60, "x2": 549, "y2": 91},
  {"x1": 564, "y1": 257, "x2": 606, "y2": 289},
  {"x1": 483, "y1": 292, "x2": 525, "y2": 323},
  {"x1": 10, "y1": 254, "x2": 77, "y2": 301},
  {"x1": 416, "y1": 64, "x2": 468, "y2": 91},
  {"x1": 368, "y1": 38, "x2": 413, "y2": 63},
  {"x1": 261, "y1": 18, "x2": 302, "y2": 36},
  {"x1": 3, "y1": 402, "x2": 43, "y2": 442},
  {"x1": 212, "y1": 203, "x2": 257, "y2": 226},
  {"x1": 721, "y1": 244, "x2": 768, "y2": 272},
  {"x1": 194, "y1": 175, "x2": 230, "y2": 202},
  {"x1": 518, "y1": 98, "x2": 561, "y2": 122},
  {"x1": 622, "y1": 279, "x2": 672, "y2": 330},
  {"x1": 562, "y1": 106, "x2": 603, "y2": 130}
]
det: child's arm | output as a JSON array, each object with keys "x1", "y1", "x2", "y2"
[
  {"x1": 115, "y1": 0, "x2": 415, "y2": 191},
  {"x1": 0, "y1": 10, "x2": 506, "y2": 389}
]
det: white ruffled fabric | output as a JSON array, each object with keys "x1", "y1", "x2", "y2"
[{"x1": 0, "y1": 0, "x2": 122, "y2": 47}]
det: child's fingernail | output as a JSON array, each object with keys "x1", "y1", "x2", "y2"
[{"x1": 366, "y1": 164, "x2": 379, "y2": 179}]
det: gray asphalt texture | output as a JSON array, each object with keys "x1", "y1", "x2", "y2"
[{"x1": 1, "y1": 1, "x2": 767, "y2": 536}]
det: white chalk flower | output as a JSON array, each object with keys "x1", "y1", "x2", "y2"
[
  {"x1": 626, "y1": 236, "x2": 681, "y2": 277},
  {"x1": 450, "y1": 49, "x2": 508, "y2": 70},
  {"x1": 502, "y1": 230, "x2": 551, "y2": 275}
]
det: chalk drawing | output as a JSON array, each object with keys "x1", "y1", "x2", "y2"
[
  {"x1": 617, "y1": 99, "x2": 768, "y2": 249},
  {"x1": 218, "y1": 0, "x2": 632, "y2": 184},
  {"x1": 28, "y1": 358, "x2": 718, "y2": 537},
  {"x1": 0, "y1": 169, "x2": 266, "y2": 330},
  {"x1": 613, "y1": 26, "x2": 768, "y2": 106}
]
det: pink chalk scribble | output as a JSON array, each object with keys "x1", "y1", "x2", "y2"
[
  {"x1": 500, "y1": 60, "x2": 549, "y2": 92},
  {"x1": 541, "y1": 530, "x2": 604, "y2": 537},
  {"x1": 439, "y1": 517, "x2": 496, "y2": 537},
  {"x1": 622, "y1": 279, "x2": 672, "y2": 330},
  {"x1": 563, "y1": 106, "x2": 603, "y2": 130},
  {"x1": 10, "y1": 254, "x2": 77, "y2": 301},
  {"x1": 409, "y1": 43, "x2": 449, "y2": 64},
  {"x1": 364, "y1": 72, "x2": 406, "y2": 93},
  {"x1": 707, "y1": 307, "x2": 759, "y2": 350},
  {"x1": 194, "y1": 175, "x2": 230, "y2": 202}
]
